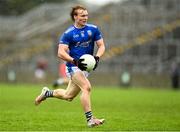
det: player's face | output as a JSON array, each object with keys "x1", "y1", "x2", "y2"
[{"x1": 74, "y1": 9, "x2": 88, "y2": 28}]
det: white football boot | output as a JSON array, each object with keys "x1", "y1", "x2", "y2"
[
  {"x1": 87, "y1": 117, "x2": 105, "y2": 127},
  {"x1": 35, "y1": 87, "x2": 49, "y2": 105}
]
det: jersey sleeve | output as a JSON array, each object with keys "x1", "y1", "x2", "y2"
[
  {"x1": 59, "y1": 33, "x2": 70, "y2": 45},
  {"x1": 94, "y1": 27, "x2": 103, "y2": 41}
]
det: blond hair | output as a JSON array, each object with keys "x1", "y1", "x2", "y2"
[{"x1": 70, "y1": 5, "x2": 87, "y2": 21}]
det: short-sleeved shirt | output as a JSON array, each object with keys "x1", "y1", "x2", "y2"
[{"x1": 59, "y1": 24, "x2": 102, "y2": 67}]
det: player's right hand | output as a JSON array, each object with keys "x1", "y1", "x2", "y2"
[
  {"x1": 73, "y1": 58, "x2": 87, "y2": 71},
  {"x1": 93, "y1": 56, "x2": 100, "y2": 70}
]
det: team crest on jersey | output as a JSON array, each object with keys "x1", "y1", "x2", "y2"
[
  {"x1": 80, "y1": 31, "x2": 85, "y2": 37},
  {"x1": 87, "y1": 30, "x2": 92, "y2": 37}
]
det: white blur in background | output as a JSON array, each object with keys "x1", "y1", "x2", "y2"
[{"x1": 78, "y1": 0, "x2": 126, "y2": 6}]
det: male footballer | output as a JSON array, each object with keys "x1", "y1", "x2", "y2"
[{"x1": 35, "y1": 5, "x2": 105, "y2": 127}]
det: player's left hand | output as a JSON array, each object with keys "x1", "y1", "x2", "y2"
[{"x1": 93, "y1": 56, "x2": 100, "y2": 70}]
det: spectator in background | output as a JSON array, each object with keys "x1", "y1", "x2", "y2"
[
  {"x1": 120, "y1": 70, "x2": 131, "y2": 87},
  {"x1": 171, "y1": 62, "x2": 180, "y2": 89},
  {"x1": 34, "y1": 57, "x2": 48, "y2": 80}
]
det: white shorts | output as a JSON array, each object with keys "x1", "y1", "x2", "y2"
[{"x1": 66, "y1": 66, "x2": 89, "y2": 78}]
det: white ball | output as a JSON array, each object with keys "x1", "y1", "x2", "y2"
[{"x1": 80, "y1": 54, "x2": 96, "y2": 72}]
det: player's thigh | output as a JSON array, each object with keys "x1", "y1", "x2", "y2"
[
  {"x1": 71, "y1": 71, "x2": 91, "y2": 91},
  {"x1": 65, "y1": 79, "x2": 81, "y2": 98}
]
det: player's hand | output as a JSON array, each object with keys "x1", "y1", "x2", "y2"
[
  {"x1": 73, "y1": 58, "x2": 87, "y2": 71},
  {"x1": 93, "y1": 56, "x2": 100, "y2": 70}
]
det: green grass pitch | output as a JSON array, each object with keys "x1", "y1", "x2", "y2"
[{"x1": 0, "y1": 83, "x2": 180, "y2": 131}]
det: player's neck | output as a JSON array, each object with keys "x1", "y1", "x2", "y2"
[{"x1": 74, "y1": 23, "x2": 86, "y2": 29}]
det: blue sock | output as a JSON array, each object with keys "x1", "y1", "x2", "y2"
[{"x1": 85, "y1": 111, "x2": 92, "y2": 121}]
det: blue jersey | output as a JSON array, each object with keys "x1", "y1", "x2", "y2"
[{"x1": 59, "y1": 24, "x2": 102, "y2": 67}]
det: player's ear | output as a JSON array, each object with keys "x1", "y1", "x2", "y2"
[{"x1": 74, "y1": 15, "x2": 77, "y2": 21}]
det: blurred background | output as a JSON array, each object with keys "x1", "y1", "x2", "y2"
[{"x1": 0, "y1": 0, "x2": 179, "y2": 89}]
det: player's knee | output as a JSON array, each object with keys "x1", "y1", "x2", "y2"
[{"x1": 83, "y1": 84, "x2": 91, "y2": 93}]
